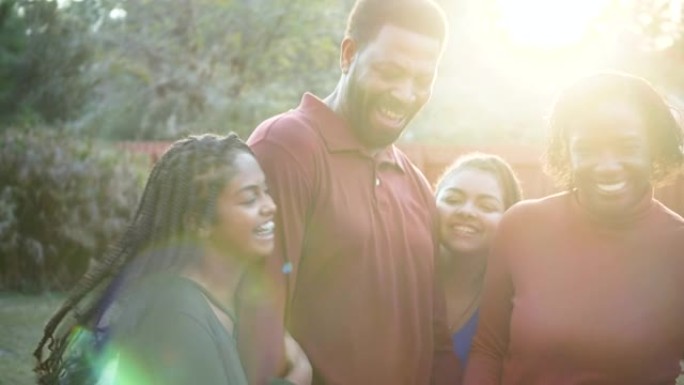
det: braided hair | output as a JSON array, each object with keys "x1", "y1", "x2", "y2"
[{"x1": 34, "y1": 133, "x2": 254, "y2": 382}]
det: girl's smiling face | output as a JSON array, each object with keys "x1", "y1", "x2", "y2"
[
  {"x1": 209, "y1": 152, "x2": 276, "y2": 260},
  {"x1": 436, "y1": 168, "x2": 505, "y2": 257}
]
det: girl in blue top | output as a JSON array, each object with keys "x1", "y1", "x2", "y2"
[{"x1": 435, "y1": 153, "x2": 522, "y2": 364}]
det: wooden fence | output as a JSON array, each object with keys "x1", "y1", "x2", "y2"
[{"x1": 119, "y1": 141, "x2": 684, "y2": 217}]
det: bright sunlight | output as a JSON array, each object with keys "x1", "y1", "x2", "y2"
[{"x1": 496, "y1": 0, "x2": 612, "y2": 48}]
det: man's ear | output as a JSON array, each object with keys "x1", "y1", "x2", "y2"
[{"x1": 340, "y1": 37, "x2": 357, "y2": 74}]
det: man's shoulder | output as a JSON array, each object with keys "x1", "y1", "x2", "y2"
[
  {"x1": 248, "y1": 108, "x2": 321, "y2": 151},
  {"x1": 392, "y1": 146, "x2": 433, "y2": 187},
  {"x1": 392, "y1": 146, "x2": 425, "y2": 176}
]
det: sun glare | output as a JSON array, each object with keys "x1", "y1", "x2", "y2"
[{"x1": 496, "y1": 0, "x2": 611, "y2": 48}]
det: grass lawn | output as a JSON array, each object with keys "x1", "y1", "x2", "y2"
[{"x1": 0, "y1": 292, "x2": 65, "y2": 385}]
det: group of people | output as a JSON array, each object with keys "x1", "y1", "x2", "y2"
[{"x1": 33, "y1": 0, "x2": 684, "y2": 384}]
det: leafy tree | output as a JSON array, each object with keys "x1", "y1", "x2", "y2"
[
  {"x1": 0, "y1": 0, "x2": 96, "y2": 127},
  {"x1": 0, "y1": 129, "x2": 145, "y2": 291},
  {"x1": 0, "y1": 0, "x2": 26, "y2": 124},
  {"x1": 73, "y1": 0, "x2": 348, "y2": 140}
]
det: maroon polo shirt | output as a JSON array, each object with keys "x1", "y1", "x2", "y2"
[{"x1": 247, "y1": 93, "x2": 457, "y2": 385}]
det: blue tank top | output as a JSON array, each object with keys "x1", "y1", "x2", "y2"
[{"x1": 451, "y1": 310, "x2": 479, "y2": 363}]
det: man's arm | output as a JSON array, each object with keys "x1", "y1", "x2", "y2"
[
  {"x1": 238, "y1": 126, "x2": 315, "y2": 385},
  {"x1": 430, "y1": 269, "x2": 464, "y2": 384},
  {"x1": 410, "y1": 165, "x2": 462, "y2": 384},
  {"x1": 462, "y1": 212, "x2": 517, "y2": 385}
]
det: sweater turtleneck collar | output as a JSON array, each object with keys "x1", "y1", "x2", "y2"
[{"x1": 571, "y1": 186, "x2": 655, "y2": 228}]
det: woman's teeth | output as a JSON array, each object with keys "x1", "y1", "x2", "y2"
[
  {"x1": 255, "y1": 221, "x2": 275, "y2": 236},
  {"x1": 452, "y1": 224, "x2": 477, "y2": 235},
  {"x1": 596, "y1": 181, "x2": 626, "y2": 193}
]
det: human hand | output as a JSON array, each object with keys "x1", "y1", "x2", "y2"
[{"x1": 282, "y1": 333, "x2": 312, "y2": 385}]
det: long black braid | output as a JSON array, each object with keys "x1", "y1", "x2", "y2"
[{"x1": 34, "y1": 133, "x2": 254, "y2": 383}]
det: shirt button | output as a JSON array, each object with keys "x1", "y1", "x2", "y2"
[{"x1": 375, "y1": 177, "x2": 381, "y2": 186}]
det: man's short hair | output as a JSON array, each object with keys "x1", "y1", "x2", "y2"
[{"x1": 345, "y1": 0, "x2": 448, "y2": 48}]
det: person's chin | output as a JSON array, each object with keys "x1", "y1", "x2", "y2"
[
  {"x1": 368, "y1": 126, "x2": 405, "y2": 148},
  {"x1": 447, "y1": 240, "x2": 483, "y2": 257}
]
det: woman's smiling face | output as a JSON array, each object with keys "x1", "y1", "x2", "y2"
[
  {"x1": 568, "y1": 99, "x2": 652, "y2": 218},
  {"x1": 209, "y1": 152, "x2": 276, "y2": 261},
  {"x1": 436, "y1": 168, "x2": 505, "y2": 257}
]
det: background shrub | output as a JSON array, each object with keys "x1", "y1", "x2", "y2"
[{"x1": 0, "y1": 129, "x2": 146, "y2": 292}]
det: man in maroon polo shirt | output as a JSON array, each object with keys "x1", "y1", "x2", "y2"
[{"x1": 242, "y1": 1, "x2": 459, "y2": 384}]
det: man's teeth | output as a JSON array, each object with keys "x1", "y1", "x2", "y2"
[
  {"x1": 255, "y1": 221, "x2": 275, "y2": 235},
  {"x1": 597, "y1": 181, "x2": 626, "y2": 193},
  {"x1": 452, "y1": 225, "x2": 477, "y2": 235},
  {"x1": 379, "y1": 107, "x2": 403, "y2": 121}
]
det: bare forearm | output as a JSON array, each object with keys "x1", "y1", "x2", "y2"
[{"x1": 236, "y1": 266, "x2": 287, "y2": 385}]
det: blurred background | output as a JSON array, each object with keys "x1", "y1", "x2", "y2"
[
  {"x1": 1, "y1": 0, "x2": 682, "y2": 141},
  {"x1": 1, "y1": 1, "x2": 683, "y2": 382}
]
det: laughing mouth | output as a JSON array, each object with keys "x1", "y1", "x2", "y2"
[
  {"x1": 379, "y1": 106, "x2": 403, "y2": 121},
  {"x1": 377, "y1": 105, "x2": 407, "y2": 127},
  {"x1": 596, "y1": 181, "x2": 627, "y2": 193},
  {"x1": 254, "y1": 221, "x2": 275, "y2": 237},
  {"x1": 451, "y1": 224, "x2": 479, "y2": 236}
]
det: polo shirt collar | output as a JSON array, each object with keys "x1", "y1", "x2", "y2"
[{"x1": 298, "y1": 93, "x2": 406, "y2": 172}]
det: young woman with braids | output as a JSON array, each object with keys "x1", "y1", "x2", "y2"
[
  {"x1": 464, "y1": 72, "x2": 684, "y2": 384},
  {"x1": 434, "y1": 153, "x2": 522, "y2": 369},
  {"x1": 34, "y1": 133, "x2": 311, "y2": 385}
]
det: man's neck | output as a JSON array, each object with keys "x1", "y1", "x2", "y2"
[
  {"x1": 323, "y1": 83, "x2": 344, "y2": 117},
  {"x1": 323, "y1": 86, "x2": 386, "y2": 157}
]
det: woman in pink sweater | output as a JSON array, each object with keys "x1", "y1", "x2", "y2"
[{"x1": 464, "y1": 72, "x2": 684, "y2": 385}]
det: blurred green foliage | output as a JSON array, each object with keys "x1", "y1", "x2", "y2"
[
  {"x1": 0, "y1": 0, "x2": 94, "y2": 126},
  {"x1": 0, "y1": 129, "x2": 146, "y2": 292},
  {"x1": 0, "y1": 0, "x2": 353, "y2": 139},
  {"x1": 0, "y1": 0, "x2": 682, "y2": 143}
]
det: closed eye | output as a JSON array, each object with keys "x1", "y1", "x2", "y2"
[{"x1": 478, "y1": 201, "x2": 502, "y2": 213}]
